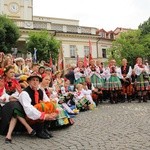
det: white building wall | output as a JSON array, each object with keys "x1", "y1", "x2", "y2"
[{"x1": 0, "y1": 0, "x2": 4, "y2": 15}]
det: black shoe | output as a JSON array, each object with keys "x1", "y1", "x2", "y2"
[
  {"x1": 143, "y1": 99, "x2": 147, "y2": 102},
  {"x1": 44, "y1": 129, "x2": 53, "y2": 138},
  {"x1": 5, "y1": 138, "x2": 12, "y2": 144},
  {"x1": 29, "y1": 129, "x2": 36, "y2": 137},
  {"x1": 36, "y1": 131, "x2": 50, "y2": 139}
]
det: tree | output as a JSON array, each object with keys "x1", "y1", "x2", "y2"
[
  {"x1": 0, "y1": 15, "x2": 20, "y2": 53},
  {"x1": 47, "y1": 36, "x2": 60, "y2": 63},
  {"x1": 26, "y1": 31, "x2": 60, "y2": 63},
  {"x1": 107, "y1": 30, "x2": 145, "y2": 66},
  {"x1": 139, "y1": 17, "x2": 150, "y2": 36},
  {"x1": 138, "y1": 17, "x2": 150, "y2": 61},
  {"x1": 140, "y1": 34, "x2": 150, "y2": 61}
]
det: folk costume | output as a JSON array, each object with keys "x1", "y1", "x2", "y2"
[
  {"x1": 86, "y1": 63, "x2": 104, "y2": 89},
  {"x1": 41, "y1": 86, "x2": 73, "y2": 127},
  {"x1": 74, "y1": 65, "x2": 86, "y2": 84},
  {"x1": 74, "y1": 84, "x2": 94, "y2": 111},
  {"x1": 53, "y1": 71, "x2": 65, "y2": 93},
  {"x1": 104, "y1": 64, "x2": 122, "y2": 104},
  {"x1": 19, "y1": 73, "x2": 57, "y2": 139},
  {"x1": 120, "y1": 64, "x2": 133, "y2": 102},
  {"x1": 0, "y1": 76, "x2": 23, "y2": 135},
  {"x1": 134, "y1": 63, "x2": 149, "y2": 102}
]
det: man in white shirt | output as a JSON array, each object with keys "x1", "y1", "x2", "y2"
[{"x1": 19, "y1": 73, "x2": 57, "y2": 139}]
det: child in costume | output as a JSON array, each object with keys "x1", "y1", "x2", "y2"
[{"x1": 75, "y1": 84, "x2": 94, "y2": 111}]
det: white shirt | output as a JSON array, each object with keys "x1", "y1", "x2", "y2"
[{"x1": 19, "y1": 89, "x2": 49, "y2": 120}]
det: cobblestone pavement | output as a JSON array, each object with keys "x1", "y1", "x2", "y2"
[{"x1": 1, "y1": 101, "x2": 150, "y2": 150}]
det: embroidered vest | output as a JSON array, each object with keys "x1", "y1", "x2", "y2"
[
  {"x1": 121, "y1": 65, "x2": 130, "y2": 75},
  {"x1": 24, "y1": 86, "x2": 43, "y2": 105}
]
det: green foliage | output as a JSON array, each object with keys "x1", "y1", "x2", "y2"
[
  {"x1": 0, "y1": 15, "x2": 20, "y2": 53},
  {"x1": 47, "y1": 36, "x2": 60, "y2": 63},
  {"x1": 139, "y1": 17, "x2": 150, "y2": 36},
  {"x1": 108, "y1": 30, "x2": 147, "y2": 67},
  {"x1": 26, "y1": 31, "x2": 60, "y2": 63},
  {"x1": 107, "y1": 17, "x2": 150, "y2": 66},
  {"x1": 140, "y1": 34, "x2": 150, "y2": 61},
  {"x1": 138, "y1": 17, "x2": 150, "y2": 62}
]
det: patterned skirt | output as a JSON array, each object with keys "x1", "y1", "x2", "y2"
[
  {"x1": 90, "y1": 74, "x2": 104, "y2": 89},
  {"x1": 104, "y1": 76, "x2": 122, "y2": 91},
  {"x1": 55, "y1": 104, "x2": 71, "y2": 126},
  {"x1": 76, "y1": 98, "x2": 89, "y2": 111},
  {"x1": 75, "y1": 77, "x2": 85, "y2": 84},
  {"x1": 135, "y1": 74, "x2": 149, "y2": 91}
]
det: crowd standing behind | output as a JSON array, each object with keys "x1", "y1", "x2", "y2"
[{"x1": 0, "y1": 52, "x2": 150, "y2": 144}]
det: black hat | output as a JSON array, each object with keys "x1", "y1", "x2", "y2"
[{"x1": 27, "y1": 72, "x2": 42, "y2": 82}]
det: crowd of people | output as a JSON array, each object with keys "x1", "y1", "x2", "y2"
[{"x1": 0, "y1": 51, "x2": 150, "y2": 144}]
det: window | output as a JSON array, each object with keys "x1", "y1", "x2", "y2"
[
  {"x1": 102, "y1": 48, "x2": 107, "y2": 58},
  {"x1": 70, "y1": 45, "x2": 76, "y2": 58},
  {"x1": 110, "y1": 33, "x2": 114, "y2": 39},
  {"x1": 84, "y1": 46, "x2": 89, "y2": 57},
  {"x1": 100, "y1": 32, "x2": 105, "y2": 38}
]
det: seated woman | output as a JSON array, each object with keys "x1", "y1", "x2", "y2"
[
  {"x1": 14, "y1": 57, "x2": 29, "y2": 89},
  {"x1": 41, "y1": 73, "x2": 75, "y2": 126},
  {"x1": 0, "y1": 66, "x2": 36, "y2": 143}
]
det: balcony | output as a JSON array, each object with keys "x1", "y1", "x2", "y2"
[{"x1": 13, "y1": 19, "x2": 97, "y2": 35}]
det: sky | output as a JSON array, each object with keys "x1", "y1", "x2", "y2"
[{"x1": 33, "y1": 0, "x2": 150, "y2": 31}]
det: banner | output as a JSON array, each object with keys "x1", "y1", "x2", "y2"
[
  {"x1": 58, "y1": 45, "x2": 64, "y2": 70},
  {"x1": 33, "y1": 48, "x2": 37, "y2": 63},
  {"x1": 89, "y1": 40, "x2": 93, "y2": 62}
]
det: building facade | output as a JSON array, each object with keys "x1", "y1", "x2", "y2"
[{"x1": 0, "y1": 0, "x2": 115, "y2": 67}]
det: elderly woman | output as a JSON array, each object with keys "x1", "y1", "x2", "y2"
[{"x1": 14, "y1": 57, "x2": 25, "y2": 77}]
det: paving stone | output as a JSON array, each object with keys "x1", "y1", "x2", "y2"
[{"x1": 1, "y1": 101, "x2": 150, "y2": 149}]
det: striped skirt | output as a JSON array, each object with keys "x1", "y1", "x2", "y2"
[
  {"x1": 135, "y1": 74, "x2": 149, "y2": 91},
  {"x1": 104, "y1": 76, "x2": 122, "y2": 91},
  {"x1": 90, "y1": 74, "x2": 104, "y2": 89}
]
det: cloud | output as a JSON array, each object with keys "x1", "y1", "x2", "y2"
[{"x1": 33, "y1": 0, "x2": 150, "y2": 31}]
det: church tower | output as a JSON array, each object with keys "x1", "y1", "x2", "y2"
[{"x1": 0, "y1": 0, "x2": 33, "y2": 20}]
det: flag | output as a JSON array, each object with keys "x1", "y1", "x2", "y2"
[
  {"x1": 76, "y1": 47, "x2": 79, "y2": 67},
  {"x1": 58, "y1": 45, "x2": 64, "y2": 70},
  {"x1": 89, "y1": 40, "x2": 93, "y2": 62},
  {"x1": 49, "y1": 54, "x2": 53, "y2": 68},
  {"x1": 76, "y1": 54, "x2": 79, "y2": 67},
  {"x1": 33, "y1": 48, "x2": 37, "y2": 63},
  {"x1": 84, "y1": 55, "x2": 88, "y2": 68}
]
